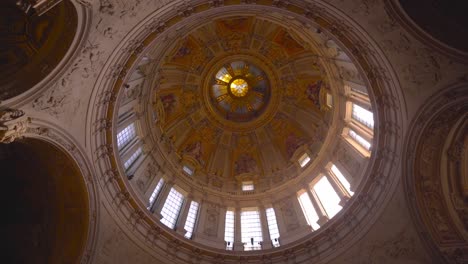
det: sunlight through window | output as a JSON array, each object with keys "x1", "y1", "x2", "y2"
[{"x1": 313, "y1": 177, "x2": 342, "y2": 218}]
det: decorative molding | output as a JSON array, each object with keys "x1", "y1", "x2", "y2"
[
  {"x1": 87, "y1": 0, "x2": 405, "y2": 263},
  {"x1": 403, "y1": 83, "x2": 468, "y2": 263}
]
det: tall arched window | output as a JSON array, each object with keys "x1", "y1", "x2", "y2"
[
  {"x1": 117, "y1": 123, "x2": 136, "y2": 149},
  {"x1": 241, "y1": 208, "x2": 263, "y2": 251},
  {"x1": 160, "y1": 188, "x2": 185, "y2": 229},
  {"x1": 297, "y1": 191, "x2": 320, "y2": 230},
  {"x1": 224, "y1": 209, "x2": 235, "y2": 250},
  {"x1": 183, "y1": 201, "x2": 200, "y2": 239},
  {"x1": 313, "y1": 177, "x2": 342, "y2": 218},
  {"x1": 147, "y1": 178, "x2": 164, "y2": 210},
  {"x1": 265, "y1": 208, "x2": 280, "y2": 247}
]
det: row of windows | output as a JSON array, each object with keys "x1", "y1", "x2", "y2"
[
  {"x1": 137, "y1": 90, "x2": 366, "y2": 250},
  {"x1": 145, "y1": 162, "x2": 354, "y2": 250},
  {"x1": 298, "y1": 164, "x2": 353, "y2": 229},
  {"x1": 224, "y1": 207, "x2": 281, "y2": 251},
  {"x1": 145, "y1": 178, "x2": 282, "y2": 249}
]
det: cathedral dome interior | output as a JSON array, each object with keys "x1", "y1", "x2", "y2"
[
  {"x1": 112, "y1": 14, "x2": 374, "y2": 251},
  {"x1": 0, "y1": 1, "x2": 467, "y2": 264}
]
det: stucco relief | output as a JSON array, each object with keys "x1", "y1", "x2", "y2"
[
  {"x1": 203, "y1": 202, "x2": 220, "y2": 237},
  {"x1": 32, "y1": 81, "x2": 81, "y2": 119},
  {"x1": 137, "y1": 162, "x2": 158, "y2": 192},
  {"x1": 404, "y1": 86, "x2": 468, "y2": 263},
  {"x1": 95, "y1": 207, "x2": 158, "y2": 264},
  {"x1": 278, "y1": 198, "x2": 300, "y2": 232},
  {"x1": 335, "y1": 141, "x2": 362, "y2": 177}
]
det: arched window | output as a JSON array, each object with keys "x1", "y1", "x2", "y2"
[
  {"x1": 241, "y1": 208, "x2": 263, "y2": 251},
  {"x1": 265, "y1": 208, "x2": 280, "y2": 247},
  {"x1": 348, "y1": 129, "x2": 371, "y2": 151},
  {"x1": 224, "y1": 209, "x2": 235, "y2": 250},
  {"x1": 117, "y1": 123, "x2": 136, "y2": 149},
  {"x1": 242, "y1": 181, "x2": 255, "y2": 191},
  {"x1": 297, "y1": 191, "x2": 320, "y2": 230},
  {"x1": 331, "y1": 164, "x2": 354, "y2": 196},
  {"x1": 160, "y1": 188, "x2": 185, "y2": 229},
  {"x1": 183, "y1": 201, "x2": 200, "y2": 239},
  {"x1": 351, "y1": 104, "x2": 374, "y2": 129},
  {"x1": 147, "y1": 178, "x2": 164, "y2": 210},
  {"x1": 313, "y1": 177, "x2": 342, "y2": 218},
  {"x1": 124, "y1": 147, "x2": 142, "y2": 170}
]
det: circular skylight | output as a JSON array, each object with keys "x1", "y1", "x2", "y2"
[{"x1": 210, "y1": 60, "x2": 270, "y2": 122}]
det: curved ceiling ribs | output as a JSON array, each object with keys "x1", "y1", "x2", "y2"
[
  {"x1": 152, "y1": 17, "x2": 331, "y2": 188},
  {"x1": 90, "y1": 0, "x2": 404, "y2": 262}
]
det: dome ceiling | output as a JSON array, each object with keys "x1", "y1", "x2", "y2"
[{"x1": 152, "y1": 16, "x2": 332, "y2": 189}]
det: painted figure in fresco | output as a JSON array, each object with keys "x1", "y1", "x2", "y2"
[
  {"x1": 285, "y1": 133, "x2": 307, "y2": 158},
  {"x1": 184, "y1": 140, "x2": 204, "y2": 165},
  {"x1": 174, "y1": 45, "x2": 191, "y2": 58},
  {"x1": 274, "y1": 30, "x2": 303, "y2": 55},
  {"x1": 219, "y1": 18, "x2": 249, "y2": 32},
  {"x1": 160, "y1": 94, "x2": 177, "y2": 116},
  {"x1": 305, "y1": 80, "x2": 322, "y2": 108},
  {"x1": 234, "y1": 153, "x2": 258, "y2": 175}
]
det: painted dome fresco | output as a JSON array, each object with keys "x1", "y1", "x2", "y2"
[
  {"x1": 112, "y1": 5, "x2": 376, "y2": 254},
  {"x1": 151, "y1": 16, "x2": 332, "y2": 192}
]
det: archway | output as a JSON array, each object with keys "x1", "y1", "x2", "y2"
[
  {"x1": 0, "y1": 138, "x2": 89, "y2": 263},
  {"x1": 404, "y1": 84, "x2": 468, "y2": 263},
  {"x1": 0, "y1": 0, "x2": 78, "y2": 101}
]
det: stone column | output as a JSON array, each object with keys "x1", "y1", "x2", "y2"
[
  {"x1": 176, "y1": 195, "x2": 193, "y2": 236},
  {"x1": 192, "y1": 198, "x2": 204, "y2": 239},
  {"x1": 234, "y1": 207, "x2": 243, "y2": 251},
  {"x1": 306, "y1": 187, "x2": 329, "y2": 226},
  {"x1": 217, "y1": 206, "x2": 227, "y2": 243},
  {"x1": 259, "y1": 206, "x2": 272, "y2": 249},
  {"x1": 272, "y1": 201, "x2": 287, "y2": 237},
  {"x1": 334, "y1": 161, "x2": 357, "y2": 192},
  {"x1": 324, "y1": 172, "x2": 350, "y2": 206},
  {"x1": 153, "y1": 180, "x2": 174, "y2": 219}
]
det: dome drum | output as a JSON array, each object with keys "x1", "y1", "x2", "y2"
[
  {"x1": 90, "y1": 1, "x2": 405, "y2": 261},
  {"x1": 111, "y1": 12, "x2": 378, "y2": 253}
]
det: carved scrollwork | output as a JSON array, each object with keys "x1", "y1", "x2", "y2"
[{"x1": 404, "y1": 85, "x2": 468, "y2": 262}]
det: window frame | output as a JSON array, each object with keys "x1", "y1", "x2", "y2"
[
  {"x1": 183, "y1": 200, "x2": 200, "y2": 239},
  {"x1": 224, "y1": 209, "x2": 235, "y2": 250},
  {"x1": 160, "y1": 187, "x2": 185, "y2": 229},
  {"x1": 240, "y1": 208, "x2": 263, "y2": 251},
  {"x1": 116, "y1": 123, "x2": 137, "y2": 150}
]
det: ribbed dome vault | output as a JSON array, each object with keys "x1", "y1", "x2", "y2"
[
  {"x1": 151, "y1": 17, "x2": 332, "y2": 191},
  {"x1": 96, "y1": 1, "x2": 403, "y2": 262}
]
